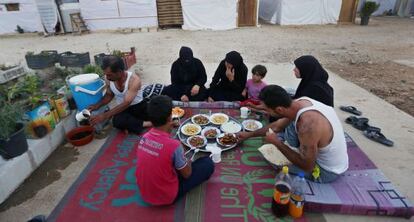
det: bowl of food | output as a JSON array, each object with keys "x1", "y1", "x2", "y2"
[
  {"x1": 172, "y1": 107, "x2": 185, "y2": 118},
  {"x1": 217, "y1": 133, "x2": 239, "y2": 147},
  {"x1": 191, "y1": 114, "x2": 210, "y2": 126},
  {"x1": 187, "y1": 135, "x2": 207, "y2": 148},
  {"x1": 242, "y1": 119, "x2": 263, "y2": 132},
  {"x1": 181, "y1": 123, "x2": 201, "y2": 136},
  {"x1": 221, "y1": 121, "x2": 242, "y2": 134},
  {"x1": 210, "y1": 113, "x2": 229, "y2": 125},
  {"x1": 202, "y1": 127, "x2": 221, "y2": 139}
]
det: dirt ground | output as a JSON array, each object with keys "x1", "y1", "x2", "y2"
[{"x1": 1, "y1": 17, "x2": 413, "y2": 116}]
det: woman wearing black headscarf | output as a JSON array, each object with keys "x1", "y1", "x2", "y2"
[
  {"x1": 279, "y1": 55, "x2": 334, "y2": 148},
  {"x1": 293, "y1": 55, "x2": 333, "y2": 107},
  {"x1": 162, "y1": 46, "x2": 207, "y2": 101},
  {"x1": 208, "y1": 51, "x2": 248, "y2": 102}
]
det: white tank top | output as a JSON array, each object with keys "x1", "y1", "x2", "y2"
[
  {"x1": 109, "y1": 71, "x2": 143, "y2": 106},
  {"x1": 294, "y1": 97, "x2": 348, "y2": 174}
]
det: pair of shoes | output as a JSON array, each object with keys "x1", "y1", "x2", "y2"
[
  {"x1": 345, "y1": 116, "x2": 380, "y2": 131},
  {"x1": 345, "y1": 116, "x2": 394, "y2": 147},
  {"x1": 340, "y1": 105, "x2": 362, "y2": 116}
]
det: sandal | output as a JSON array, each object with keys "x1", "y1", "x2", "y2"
[
  {"x1": 345, "y1": 116, "x2": 368, "y2": 130},
  {"x1": 340, "y1": 106, "x2": 362, "y2": 116},
  {"x1": 363, "y1": 129, "x2": 394, "y2": 147}
]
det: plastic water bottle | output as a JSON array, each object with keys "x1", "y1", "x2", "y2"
[
  {"x1": 271, "y1": 166, "x2": 291, "y2": 217},
  {"x1": 289, "y1": 172, "x2": 306, "y2": 218}
]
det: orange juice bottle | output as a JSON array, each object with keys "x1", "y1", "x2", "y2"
[{"x1": 289, "y1": 172, "x2": 305, "y2": 218}]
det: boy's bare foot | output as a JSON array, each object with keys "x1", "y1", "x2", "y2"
[{"x1": 143, "y1": 121, "x2": 153, "y2": 128}]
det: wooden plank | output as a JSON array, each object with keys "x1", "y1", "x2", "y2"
[
  {"x1": 238, "y1": 0, "x2": 257, "y2": 27},
  {"x1": 339, "y1": 0, "x2": 359, "y2": 23},
  {"x1": 156, "y1": 0, "x2": 183, "y2": 26}
]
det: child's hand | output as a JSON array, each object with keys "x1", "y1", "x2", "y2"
[{"x1": 241, "y1": 89, "x2": 247, "y2": 97}]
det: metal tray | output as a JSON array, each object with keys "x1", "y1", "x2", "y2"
[{"x1": 177, "y1": 115, "x2": 242, "y2": 152}]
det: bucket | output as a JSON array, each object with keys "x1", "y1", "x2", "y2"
[{"x1": 68, "y1": 74, "x2": 105, "y2": 111}]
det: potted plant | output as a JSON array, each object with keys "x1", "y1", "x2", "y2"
[
  {"x1": 360, "y1": 1, "x2": 380, "y2": 25},
  {"x1": 25, "y1": 50, "x2": 59, "y2": 69},
  {"x1": 0, "y1": 99, "x2": 28, "y2": 160},
  {"x1": 94, "y1": 47, "x2": 136, "y2": 69},
  {"x1": 83, "y1": 64, "x2": 103, "y2": 76},
  {"x1": 0, "y1": 63, "x2": 26, "y2": 84},
  {"x1": 59, "y1": 51, "x2": 91, "y2": 68}
]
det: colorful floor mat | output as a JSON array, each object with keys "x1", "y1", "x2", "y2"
[{"x1": 47, "y1": 105, "x2": 413, "y2": 222}]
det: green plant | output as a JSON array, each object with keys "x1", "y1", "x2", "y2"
[
  {"x1": 361, "y1": 1, "x2": 380, "y2": 17},
  {"x1": 83, "y1": 64, "x2": 103, "y2": 76},
  {"x1": 112, "y1": 50, "x2": 124, "y2": 57},
  {"x1": 0, "y1": 99, "x2": 24, "y2": 140}
]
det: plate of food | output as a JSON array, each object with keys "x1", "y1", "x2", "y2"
[
  {"x1": 210, "y1": 113, "x2": 229, "y2": 125},
  {"x1": 187, "y1": 135, "x2": 207, "y2": 148},
  {"x1": 242, "y1": 119, "x2": 263, "y2": 132},
  {"x1": 172, "y1": 107, "x2": 185, "y2": 118},
  {"x1": 217, "y1": 133, "x2": 239, "y2": 147},
  {"x1": 220, "y1": 121, "x2": 242, "y2": 133},
  {"x1": 202, "y1": 126, "x2": 221, "y2": 139},
  {"x1": 180, "y1": 123, "x2": 201, "y2": 136},
  {"x1": 191, "y1": 114, "x2": 210, "y2": 126}
]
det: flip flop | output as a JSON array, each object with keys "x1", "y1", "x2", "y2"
[
  {"x1": 345, "y1": 116, "x2": 381, "y2": 131},
  {"x1": 363, "y1": 129, "x2": 394, "y2": 147},
  {"x1": 345, "y1": 116, "x2": 369, "y2": 130},
  {"x1": 340, "y1": 106, "x2": 362, "y2": 116}
]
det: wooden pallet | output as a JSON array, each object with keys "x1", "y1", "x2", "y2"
[
  {"x1": 156, "y1": 0, "x2": 183, "y2": 27},
  {"x1": 70, "y1": 13, "x2": 89, "y2": 35}
]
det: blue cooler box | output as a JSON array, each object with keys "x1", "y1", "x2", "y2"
[{"x1": 68, "y1": 74, "x2": 105, "y2": 111}]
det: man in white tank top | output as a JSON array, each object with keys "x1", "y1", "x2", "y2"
[
  {"x1": 238, "y1": 85, "x2": 348, "y2": 183},
  {"x1": 89, "y1": 56, "x2": 152, "y2": 133}
]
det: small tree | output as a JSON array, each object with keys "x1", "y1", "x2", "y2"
[{"x1": 360, "y1": 1, "x2": 380, "y2": 25}]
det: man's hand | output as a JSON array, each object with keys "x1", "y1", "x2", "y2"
[
  {"x1": 237, "y1": 131, "x2": 252, "y2": 142},
  {"x1": 88, "y1": 104, "x2": 100, "y2": 112},
  {"x1": 90, "y1": 113, "x2": 107, "y2": 126},
  {"x1": 190, "y1": 85, "x2": 200, "y2": 96},
  {"x1": 265, "y1": 128, "x2": 282, "y2": 146},
  {"x1": 181, "y1": 95, "x2": 189, "y2": 102},
  {"x1": 207, "y1": 96, "x2": 214, "y2": 103},
  {"x1": 226, "y1": 67, "x2": 235, "y2": 82}
]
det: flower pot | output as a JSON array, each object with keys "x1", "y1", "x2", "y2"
[
  {"x1": 66, "y1": 126, "x2": 94, "y2": 146},
  {"x1": 123, "y1": 47, "x2": 136, "y2": 69},
  {"x1": 94, "y1": 53, "x2": 108, "y2": 67},
  {"x1": 49, "y1": 94, "x2": 71, "y2": 118},
  {"x1": 25, "y1": 50, "x2": 59, "y2": 69},
  {"x1": 360, "y1": 16, "x2": 370, "y2": 26},
  {"x1": 59, "y1": 51, "x2": 91, "y2": 68},
  {"x1": 0, "y1": 123, "x2": 29, "y2": 160},
  {"x1": 0, "y1": 64, "x2": 26, "y2": 84},
  {"x1": 24, "y1": 102, "x2": 56, "y2": 139}
]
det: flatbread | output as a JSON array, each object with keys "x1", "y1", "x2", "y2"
[{"x1": 258, "y1": 144, "x2": 291, "y2": 166}]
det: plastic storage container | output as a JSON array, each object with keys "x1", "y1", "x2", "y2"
[{"x1": 68, "y1": 74, "x2": 105, "y2": 111}]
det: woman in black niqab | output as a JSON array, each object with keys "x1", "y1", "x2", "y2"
[{"x1": 162, "y1": 46, "x2": 207, "y2": 101}]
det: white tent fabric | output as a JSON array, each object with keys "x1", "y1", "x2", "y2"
[
  {"x1": 79, "y1": 0, "x2": 158, "y2": 31},
  {"x1": 259, "y1": 0, "x2": 342, "y2": 25},
  {"x1": 181, "y1": 0, "x2": 237, "y2": 30},
  {"x1": 0, "y1": 0, "x2": 43, "y2": 34}
]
